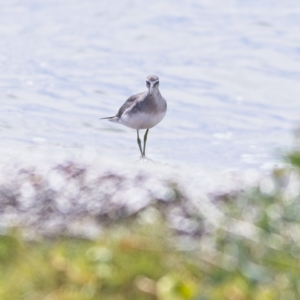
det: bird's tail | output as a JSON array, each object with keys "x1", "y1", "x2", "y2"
[
  {"x1": 100, "y1": 116, "x2": 119, "y2": 123},
  {"x1": 100, "y1": 116, "x2": 114, "y2": 120}
]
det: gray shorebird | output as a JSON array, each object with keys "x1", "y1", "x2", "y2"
[{"x1": 101, "y1": 75, "x2": 167, "y2": 158}]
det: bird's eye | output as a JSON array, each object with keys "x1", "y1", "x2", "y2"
[
  {"x1": 154, "y1": 81, "x2": 159, "y2": 86},
  {"x1": 146, "y1": 81, "x2": 150, "y2": 85}
]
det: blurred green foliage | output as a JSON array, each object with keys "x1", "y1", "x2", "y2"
[
  {"x1": 0, "y1": 224, "x2": 200, "y2": 300},
  {"x1": 1, "y1": 148, "x2": 300, "y2": 299}
]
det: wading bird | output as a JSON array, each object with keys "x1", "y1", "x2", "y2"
[{"x1": 101, "y1": 75, "x2": 167, "y2": 158}]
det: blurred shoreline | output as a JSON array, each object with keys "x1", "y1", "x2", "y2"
[{"x1": 0, "y1": 146, "x2": 256, "y2": 237}]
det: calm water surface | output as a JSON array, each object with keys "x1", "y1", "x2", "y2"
[{"x1": 1, "y1": 0, "x2": 300, "y2": 170}]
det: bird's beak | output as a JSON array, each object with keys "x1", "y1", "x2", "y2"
[{"x1": 149, "y1": 85, "x2": 154, "y2": 96}]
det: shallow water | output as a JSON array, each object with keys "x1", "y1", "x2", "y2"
[{"x1": 1, "y1": 0, "x2": 300, "y2": 170}]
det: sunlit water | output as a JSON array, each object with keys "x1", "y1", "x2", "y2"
[{"x1": 1, "y1": 0, "x2": 300, "y2": 171}]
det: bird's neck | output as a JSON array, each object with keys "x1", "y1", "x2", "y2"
[{"x1": 150, "y1": 87, "x2": 160, "y2": 97}]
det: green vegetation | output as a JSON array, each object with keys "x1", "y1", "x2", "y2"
[
  {"x1": 0, "y1": 223, "x2": 201, "y2": 300},
  {"x1": 1, "y1": 146, "x2": 300, "y2": 299}
]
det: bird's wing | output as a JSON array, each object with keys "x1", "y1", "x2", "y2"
[{"x1": 116, "y1": 91, "x2": 147, "y2": 118}]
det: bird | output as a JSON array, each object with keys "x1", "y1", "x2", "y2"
[{"x1": 101, "y1": 75, "x2": 167, "y2": 158}]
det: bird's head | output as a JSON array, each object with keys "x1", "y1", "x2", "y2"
[{"x1": 146, "y1": 75, "x2": 159, "y2": 96}]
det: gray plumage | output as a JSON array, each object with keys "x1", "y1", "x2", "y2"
[{"x1": 101, "y1": 75, "x2": 167, "y2": 157}]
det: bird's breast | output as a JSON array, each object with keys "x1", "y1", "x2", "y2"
[{"x1": 119, "y1": 110, "x2": 166, "y2": 130}]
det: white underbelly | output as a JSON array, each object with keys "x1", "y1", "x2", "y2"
[{"x1": 119, "y1": 111, "x2": 166, "y2": 129}]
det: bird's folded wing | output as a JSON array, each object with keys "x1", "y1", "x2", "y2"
[{"x1": 116, "y1": 92, "x2": 147, "y2": 118}]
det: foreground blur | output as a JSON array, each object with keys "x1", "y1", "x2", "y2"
[{"x1": 0, "y1": 134, "x2": 300, "y2": 299}]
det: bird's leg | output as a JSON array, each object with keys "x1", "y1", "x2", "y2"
[
  {"x1": 142, "y1": 129, "x2": 149, "y2": 157},
  {"x1": 137, "y1": 130, "x2": 143, "y2": 155}
]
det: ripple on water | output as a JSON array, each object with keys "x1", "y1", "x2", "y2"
[{"x1": 0, "y1": 0, "x2": 299, "y2": 170}]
